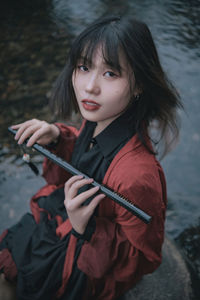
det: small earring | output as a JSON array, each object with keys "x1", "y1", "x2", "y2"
[{"x1": 134, "y1": 94, "x2": 140, "y2": 101}]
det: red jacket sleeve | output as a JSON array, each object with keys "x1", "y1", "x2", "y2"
[
  {"x1": 42, "y1": 122, "x2": 79, "y2": 185},
  {"x1": 77, "y1": 156, "x2": 166, "y2": 299}
]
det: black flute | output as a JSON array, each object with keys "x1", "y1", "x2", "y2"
[{"x1": 8, "y1": 127, "x2": 152, "y2": 224}]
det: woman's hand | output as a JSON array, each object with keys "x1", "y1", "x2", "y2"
[
  {"x1": 11, "y1": 119, "x2": 60, "y2": 147},
  {"x1": 64, "y1": 175, "x2": 105, "y2": 234}
]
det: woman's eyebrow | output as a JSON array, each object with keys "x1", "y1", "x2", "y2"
[
  {"x1": 103, "y1": 62, "x2": 124, "y2": 73},
  {"x1": 78, "y1": 56, "x2": 123, "y2": 72},
  {"x1": 78, "y1": 56, "x2": 92, "y2": 65}
]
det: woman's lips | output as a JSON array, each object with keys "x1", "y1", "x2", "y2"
[{"x1": 81, "y1": 99, "x2": 101, "y2": 111}]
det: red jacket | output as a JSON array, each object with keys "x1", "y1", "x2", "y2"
[
  {"x1": 1, "y1": 122, "x2": 167, "y2": 299},
  {"x1": 32, "y1": 122, "x2": 167, "y2": 299}
]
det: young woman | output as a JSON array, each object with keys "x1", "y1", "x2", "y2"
[{"x1": 0, "y1": 15, "x2": 182, "y2": 300}]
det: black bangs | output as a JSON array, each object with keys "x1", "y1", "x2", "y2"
[{"x1": 69, "y1": 22, "x2": 123, "y2": 74}]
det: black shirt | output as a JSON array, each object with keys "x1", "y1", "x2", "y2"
[
  {"x1": 71, "y1": 103, "x2": 136, "y2": 185},
  {"x1": 61, "y1": 104, "x2": 136, "y2": 299}
]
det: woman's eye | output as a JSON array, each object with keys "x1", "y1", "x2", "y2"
[
  {"x1": 104, "y1": 71, "x2": 117, "y2": 78},
  {"x1": 78, "y1": 65, "x2": 88, "y2": 72}
]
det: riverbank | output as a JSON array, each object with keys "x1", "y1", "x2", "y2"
[{"x1": 176, "y1": 220, "x2": 200, "y2": 299}]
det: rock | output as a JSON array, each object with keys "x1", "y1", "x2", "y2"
[
  {"x1": 0, "y1": 275, "x2": 17, "y2": 300},
  {"x1": 118, "y1": 237, "x2": 194, "y2": 300},
  {"x1": 175, "y1": 220, "x2": 200, "y2": 300}
]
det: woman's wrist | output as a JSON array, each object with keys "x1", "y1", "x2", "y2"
[
  {"x1": 51, "y1": 124, "x2": 60, "y2": 143},
  {"x1": 71, "y1": 217, "x2": 96, "y2": 241},
  {"x1": 45, "y1": 124, "x2": 60, "y2": 149}
]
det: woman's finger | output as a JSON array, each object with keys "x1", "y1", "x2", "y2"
[
  {"x1": 11, "y1": 123, "x2": 25, "y2": 129},
  {"x1": 67, "y1": 178, "x2": 94, "y2": 199},
  {"x1": 26, "y1": 128, "x2": 44, "y2": 147},
  {"x1": 13, "y1": 119, "x2": 38, "y2": 140},
  {"x1": 67, "y1": 186, "x2": 100, "y2": 211},
  {"x1": 64, "y1": 176, "x2": 91, "y2": 195},
  {"x1": 64, "y1": 175, "x2": 84, "y2": 193},
  {"x1": 17, "y1": 124, "x2": 41, "y2": 145},
  {"x1": 26, "y1": 125, "x2": 50, "y2": 147},
  {"x1": 11, "y1": 120, "x2": 36, "y2": 130},
  {"x1": 87, "y1": 193, "x2": 105, "y2": 212}
]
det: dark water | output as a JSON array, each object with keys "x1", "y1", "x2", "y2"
[{"x1": 0, "y1": 0, "x2": 200, "y2": 239}]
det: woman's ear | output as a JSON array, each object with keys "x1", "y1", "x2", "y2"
[{"x1": 133, "y1": 86, "x2": 142, "y2": 98}]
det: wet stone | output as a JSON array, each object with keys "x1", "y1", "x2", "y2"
[
  {"x1": 0, "y1": 160, "x2": 45, "y2": 233},
  {"x1": 176, "y1": 219, "x2": 200, "y2": 299}
]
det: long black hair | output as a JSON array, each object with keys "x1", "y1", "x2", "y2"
[{"x1": 50, "y1": 15, "x2": 182, "y2": 157}]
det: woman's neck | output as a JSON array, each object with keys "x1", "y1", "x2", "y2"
[{"x1": 92, "y1": 114, "x2": 122, "y2": 137}]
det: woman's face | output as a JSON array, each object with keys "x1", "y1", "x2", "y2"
[{"x1": 72, "y1": 46, "x2": 137, "y2": 134}]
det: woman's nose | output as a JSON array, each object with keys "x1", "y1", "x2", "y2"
[{"x1": 85, "y1": 74, "x2": 100, "y2": 95}]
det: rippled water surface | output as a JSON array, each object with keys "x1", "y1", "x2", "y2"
[{"x1": 0, "y1": 0, "x2": 200, "y2": 237}]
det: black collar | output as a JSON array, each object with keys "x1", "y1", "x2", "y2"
[{"x1": 88, "y1": 103, "x2": 136, "y2": 158}]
